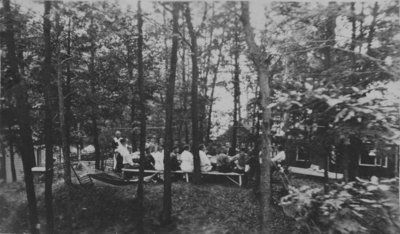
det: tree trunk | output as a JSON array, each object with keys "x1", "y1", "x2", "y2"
[
  {"x1": 199, "y1": 5, "x2": 215, "y2": 144},
  {"x1": 342, "y1": 143, "x2": 351, "y2": 183},
  {"x1": 43, "y1": 2, "x2": 55, "y2": 233},
  {"x1": 366, "y1": 2, "x2": 379, "y2": 55},
  {"x1": 180, "y1": 25, "x2": 190, "y2": 145},
  {"x1": 8, "y1": 131, "x2": 17, "y2": 182},
  {"x1": 88, "y1": 17, "x2": 101, "y2": 169},
  {"x1": 184, "y1": 4, "x2": 201, "y2": 184},
  {"x1": 65, "y1": 17, "x2": 72, "y2": 172},
  {"x1": 321, "y1": 2, "x2": 337, "y2": 192},
  {"x1": 162, "y1": 2, "x2": 180, "y2": 225},
  {"x1": 136, "y1": 1, "x2": 146, "y2": 232},
  {"x1": 0, "y1": 52, "x2": 3, "y2": 182},
  {"x1": 3, "y1": 0, "x2": 39, "y2": 232},
  {"x1": 232, "y1": 26, "x2": 240, "y2": 152},
  {"x1": 127, "y1": 42, "x2": 138, "y2": 152},
  {"x1": 91, "y1": 116, "x2": 101, "y2": 169},
  {"x1": 0, "y1": 141, "x2": 6, "y2": 181},
  {"x1": 205, "y1": 45, "x2": 223, "y2": 145},
  {"x1": 55, "y1": 10, "x2": 71, "y2": 186},
  {"x1": 240, "y1": 3, "x2": 272, "y2": 233}
]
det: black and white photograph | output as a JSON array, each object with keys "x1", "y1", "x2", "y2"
[{"x1": 0, "y1": 0, "x2": 399, "y2": 233}]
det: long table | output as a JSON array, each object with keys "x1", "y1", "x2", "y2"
[{"x1": 121, "y1": 168, "x2": 244, "y2": 187}]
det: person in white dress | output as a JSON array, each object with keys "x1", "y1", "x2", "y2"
[
  {"x1": 199, "y1": 144, "x2": 212, "y2": 172},
  {"x1": 180, "y1": 145, "x2": 194, "y2": 172},
  {"x1": 117, "y1": 139, "x2": 134, "y2": 167},
  {"x1": 152, "y1": 145, "x2": 164, "y2": 171}
]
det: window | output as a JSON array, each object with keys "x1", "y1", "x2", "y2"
[
  {"x1": 296, "y1": 146, "x2": 308, "y2": 161},
  {"x1": 358, "y1": 149, "x2": 388, "y2": 167}
]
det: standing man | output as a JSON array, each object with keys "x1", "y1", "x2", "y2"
[{"x1": 112, "y1": 131, "x2": 123, "y2": 172}]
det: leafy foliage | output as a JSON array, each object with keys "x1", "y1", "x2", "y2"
[{"x1": 280, "y1": 177, "x2": 400, "y2": 234}]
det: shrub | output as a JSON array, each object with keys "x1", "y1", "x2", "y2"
[{"x1": 280, "y1": 177, "x2": 400, "y2": 234}]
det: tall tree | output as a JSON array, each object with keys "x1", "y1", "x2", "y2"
[
  {"x1": 55, "y1": 7, "x2": 71, "y2": 186},
  {"x1": 240, "y1": 2, "x2": 273, "y2": 233},
  {"x1": 321, "y1": 2, "x2": 337, "y2": 193},
  {"x1": 64, "y1": 16, "x2": 73, "y2": 174},
  {"x1": 136, "y1": 1, "x2": 146, "y2": 232},
  {"x1": 3, "y1": 0, "x2": 39, "y2": 232},
  {"x1": 205, "y1": 42, "x2": 224, "y2": 145},
  {"x1": 231, "y1": 10, "x2": 241, "y2": 153},
  {"x1": 162, "y1": 2, "x2": 180, "y2": 225},
  {"x1": 7, "y1": 127, "x2": 17, "y2": 182},
  {"x1": 88, "y1": 13, "x2": 102, "y2": 170},
  {"x1": 184, "y1": 3, "x2": 201, "y2": 183},
  {"x1": 43, "y1": 1, "x2": 55, "y2": 232}
]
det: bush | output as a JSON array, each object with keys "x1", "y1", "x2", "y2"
[{"x1": 280, "y1": 177, "x2": 400, "y2": 234}]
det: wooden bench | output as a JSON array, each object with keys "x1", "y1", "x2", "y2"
[
  {"x1": 31, "y1": 167, "x2": 46, "y2": 183},
  {"x1": 121, "y1": 169, "x2": 244, "y2": 187},
  {"x1": 31, "y1": 166, "x2": 46, "y2": 173}
]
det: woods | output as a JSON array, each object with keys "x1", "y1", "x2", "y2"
[{"x1": 0, "y1": 1, "x2": 399, "y2": 234}]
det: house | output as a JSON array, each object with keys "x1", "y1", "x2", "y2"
[{"x1": 285, "y1": 138, "x2": 399, "y2": 178}]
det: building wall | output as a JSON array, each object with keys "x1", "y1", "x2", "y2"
[
  {"x1": 5, "y1": 152, "x2": 24, "y2": 182},
  {"x1": 2, "y1": 146, "x2": 46, "y2": 183}
]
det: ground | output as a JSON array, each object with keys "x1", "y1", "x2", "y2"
[{"x1": 0, "y1": 173, "x2": 307, "y2": 234}]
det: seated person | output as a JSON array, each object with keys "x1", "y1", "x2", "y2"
[
  {"x1": 231, "y1": 148, "x2": 249, "y2": 173},
  {"x1": 180, "y1": 145, "x2": 194, "y2": 172},
  {"x1": 171, "y1": 145, "x2": 181, "y2": 171},
  {"x1": 245, "y1": 153, "x2": 259, "y2": 181},
  {"x1": 272, "y1": 146, "x2": 286, "y2": 164},
  {"x1": 152, "y1": 145, "x2": 164, "y2": 171},
  {"x1": 145, "y1": 148, "x2": 155, "y2": 170},
  {"x1": 215, "y1": 153, "x2": 232, "y2": 172},
  {"x1": 271, "y1": 145, "x2": 286, "y2": 173},
  {"x1": 199, "y1": 144, "x2": 212, "y2": 172}
]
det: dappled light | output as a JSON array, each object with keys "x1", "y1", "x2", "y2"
[{"x1": 0, "y1": 1, "x2": 399, "y2": 234}]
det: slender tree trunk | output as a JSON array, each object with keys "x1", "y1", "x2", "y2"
[
  {"x1": 358, "y1": 3, "x2": 365, "y2": 54},
  {"x1": 162, "y1": 2, "x2": 180, "y2": 224},
  {"x1": 55, "y1": 11, "x2": 71, "y2": 186},
  {"x1": 349, "y1": 2, "x2": 356, "y2": 55},
  {"x1": 251, "y1": 86, "x2": 259, "y2": 135},
  {"x1": 322, "y1": 2, "x2": 337, "y2": 192},
  {"x1": 205, "y1": 45, "x2": 223, "y2": 145},
  {"x1": 3, "y1": 1, "x2": 39, "y2": 232},
  {"x1": 91, "y1": 116, "x2": 101, "y2": 169},
  {"x1": 180, "y1": 26, "x2": 190, "y2": 145},
  {"x1": 136, "y1": 1, "x2": 146, "y2": 232},
  {"x1": 0, "y1": 52, "x2": 3, "y2": 182},
  {"x1": 366, "y1": 2, "x2": 379, "y2": 55},
  {"x1": 184, "y1": 4, "x2": 201, "y2": 183},
  {"x1": 130, "y1": 101, "x2": 138, "y2": 151},
  {"x1": 65, "y1": 17, "x2": 72, "y2": 169},
  {"x1": 199, "y1": 5, "x2": 215, "y2": 144},
  {"x1": 240, "y1": 3, "x2": 272, "y2": 232},
  {"x1": 0, "y1": 142, "x2": 5, "y2": 182},
  {"x1": 57, "y1": 16, "x2": 73, "y2": 234},
  {"x1": 8, "y1": 131, "x2": 17, "y2": 182},
  {"x1": 232, "y1": 26, "x2": 240, "y2": 152},
  {"x1": 88, "y1": 17, "x2": 101, "y2": 169},
  {"x1": 43, "y1": 2, "x2": 55, "y2": 232},
  {"x1": 127, "y1": 42, "x2": 138, "y2": 152}
]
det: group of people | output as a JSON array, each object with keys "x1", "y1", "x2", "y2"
[{"x1": 111, "y1": 131, "x2": 287, "y2": 183}]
